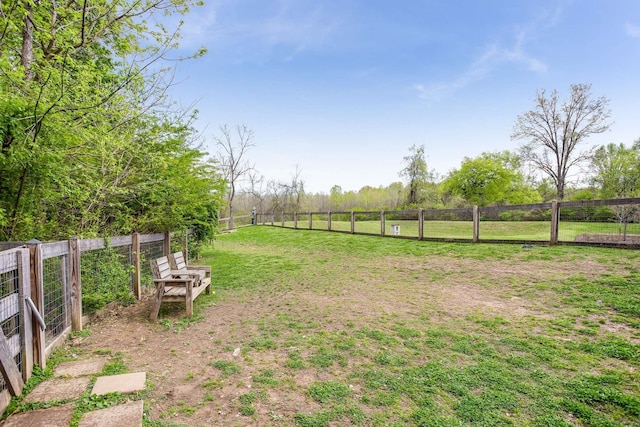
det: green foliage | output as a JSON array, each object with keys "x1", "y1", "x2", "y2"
[
  {"x1": 0, "y1": 0, "x2": 222, "y2": 241},
  {"x1": 81, "y1": 246, "x2": 135, "y2": 314},
  {"x1": 443, "y1": 151, "x2": 541, "y2": 206},
  {"x1": 591, "y1": 143, "x2": 640, "y2": 199}
]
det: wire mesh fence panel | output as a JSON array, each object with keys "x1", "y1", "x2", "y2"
[
  {"x1": 423, "y1": 208, "x2": 474, "y2": 240},
  {"x1": 220, "y1": 215, "x2": 252, "y2": 230},
  {"x1": 296, "y1": 213, "x2": 310, "y2": 229},
  {"x1": 218, "y1": 218, "x2": 231, "y2": 231},
  {"x1": 329, "y1": 212, "x2": 352, "y2": 232},
  {"x1": 479, "y1": 205, "x2": 553, "y2": 241},
  {"x1": 558, "y1": 202, "x2": 640, "y2": 244},
  {"x1": 272, "y1": 212, "x2": 283, "y2": 226},
  {"x1": 42, "y1": 255, "x2": 71, "y2": 344},
  {"x1": 311, "y1": 213, "x2": 330, "y2": 230},
  {"x1": 259, "y1": 213, "x2": 276, "y2": 225},
  {"x1": 386, "y1": 211, "x2": 420, "y2": 238},
  {"x1": 233, "y1": 215, "x2": 253, "y2": 228},
  {"x1": 354, "y1": 212, "x2": 381, "y2": 235},
  {"x1": 0, "y1": 268, "x2": 21, "y2": 393},
  {"x1": 140, "y1": 240, "x2": 165, "y2": 289},
  {"x1": 282, "y1": 213, "x2": 295, "y2": 228},
  {"x1": 80, "y1": 245, "x2": 134, "y2": 315}
]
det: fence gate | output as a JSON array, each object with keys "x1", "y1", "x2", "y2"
[{"x1": 0, "y1": 248, "x2": 33, "y2": 413}]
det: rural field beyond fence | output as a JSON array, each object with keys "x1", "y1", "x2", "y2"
[{"x1": 256, "y1": 197, "x2": 640, "y2": 248}]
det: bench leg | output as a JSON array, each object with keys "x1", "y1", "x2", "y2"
[
  {"x1": 150, "y1": 282, "x2": 165, "y2": 320},
  {"x1": 205, "y1": 283, "x2": 211, "y2": 295},
  {"x1": 185, "y1": 282, "x2": 193, "y2": 317}
]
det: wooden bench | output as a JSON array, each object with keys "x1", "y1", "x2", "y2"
[
  {"x1": 169, "y1": 251, "x2": 212, "y2": 284},
  {"x1": 149, "y1": 256, "x2": 211, "y2": 320}
]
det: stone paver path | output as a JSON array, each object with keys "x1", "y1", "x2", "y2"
[{"x1": 1, "y1": 358, "x2": 146, "y2": 427}]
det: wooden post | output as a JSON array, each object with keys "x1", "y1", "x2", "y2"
[
  {"x1": 132, "y1": 233, "x2": 141, "y2": 300},
  {"x1": 26, "y1": 241, "x2": 45, "y2": 370},
  {"x1": 550, "y1": 200, "x2": 559, "y2": 245},
  {"x1": 473, "y1": 205, "x2": 480, "y2": 242},
  {"x1": 69, "y1": 237, "x2": 82, "y2": 331},
  {"x1": 164, "y1": 231, "x2": 171, "y2": 257},
  {"x1": 350, "y1": 211, "x2": 355, "y2": 234},
  {"x1": 381, "y1": 210, "x2": 386, "y2": 236},
  {"x1": 418, "y1": 209, "x2": 424, "y2": 240},
  {"x1": 281, "y1": 212, "x2": 285, "y2": 228},
  {"x1": 294, "y1": 213, "x2": 298, "y2": 229},
  {"x1": 18, "y1": 247, "x2": 33, "y2": 379},
  {"x1": 183, "y1": 231, "x2": 189, "y2": 260},
  {"x1": 328, "y1": 211, "x2": 332, "y2": 231},
  {"x1": 309, "y1": 212, "x2": 313, "y2": 230}
]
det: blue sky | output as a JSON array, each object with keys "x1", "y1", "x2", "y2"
[{"x1": 169, "y1": 0, "x2": 640, "y2": 193}]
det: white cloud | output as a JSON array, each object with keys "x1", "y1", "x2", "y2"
[
  {"x1": 415, "y1": 5, "x2": 560, "y2": 101},
  {"x1": 626, "y1": 22, "x2": 640, "y2": 39},
  {"x1": 415, "y1": 35, "x2": 548, "y2": 101}
]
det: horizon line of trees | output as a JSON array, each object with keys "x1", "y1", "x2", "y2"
[
  {"x1": 224, "y1": 84, "x2": 638, "y2": 217},
  {"x1": 230, "y1": 140, "x2": 640, "y2": 216}
]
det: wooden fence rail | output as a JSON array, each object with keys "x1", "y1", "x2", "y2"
[{"x1": 0, "y1": 230, "x2": 188, "y2": 415}]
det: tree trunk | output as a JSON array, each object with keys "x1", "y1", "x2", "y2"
[{"x1": 21, "y1": 1, "x2": 34, "y2": 80}]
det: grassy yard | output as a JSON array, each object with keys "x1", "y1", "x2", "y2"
[{"x1": 197, "y1": 226, "x2": 639, "y2": 426}]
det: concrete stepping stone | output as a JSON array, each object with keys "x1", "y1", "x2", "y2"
[
  {"x1": 23, "y1": 377, "x2": 90, "y2": 403},
  {"x1": 92, "y1": 372, "x2": 146, "y2": 396},
  {"x1": 54, "y1": 358, "x2": 107, "y2": 377},
  {"x1": 78, "y1": 400, "x2": 144, "y2": 427},
  {"x1": 2, "y1": 402, "x2": 75, "y2": 426}
]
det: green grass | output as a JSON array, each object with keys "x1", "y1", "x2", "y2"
[
  {"x1": 276, "y1": 219, "x2": 640, "y2": 241},
  {"x1": 199, "y1": 226, "x2": 639, "y2": 426}
]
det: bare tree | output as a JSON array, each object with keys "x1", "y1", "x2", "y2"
[
  {"x1": 511, "y1": 83, "x2": 611, "y2": 200},
  {"x1": 215, "y1": 124, "x2": 255, "y2": 229},
  {"x1": 246, "y1": 170, "x2": 267, "y2": 216}
]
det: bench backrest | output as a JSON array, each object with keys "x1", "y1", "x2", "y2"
[
  {"x1": 150, "y1": 256, "x2": 172, "y2": 280},
  {"x1": 172, "y1": 251, "x2": 187, "y2": 270}
]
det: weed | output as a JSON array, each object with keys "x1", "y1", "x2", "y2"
[
  {"x1": 307, "y1": 381, "x2": 351, "y2": 403},
  {"x1": 210, "y1": 360, "x2": 241, "y2": 377},
  {"x1": 252, "y1": 369, "x2": 279, "y2": 387},
  {"x1": 310, "y1": 346, "x2": 345, "y2": 368}
]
